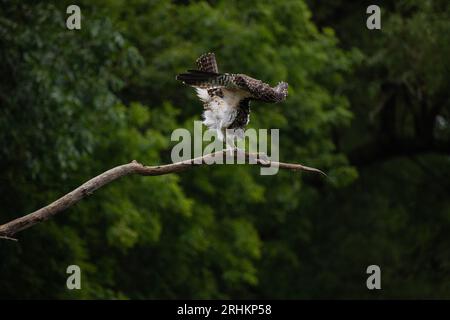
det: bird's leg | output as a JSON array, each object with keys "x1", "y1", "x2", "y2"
[
  {"x1": 225, "y1": 140, "x2": 236, "y2": 156},
  {"x1": 224, "y1": 130, "x2": 237, "y2": 156},
  {"x1": 216, "y1": 128, "x2": 224, "y2": 142},
  {"x1": 232, "y1": 129, "x2": 246, "y2": 154}
]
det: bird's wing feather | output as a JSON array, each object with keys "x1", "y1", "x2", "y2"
[
  {"x1": 176, "y1": 70, "x2": 235, "y2": 89},
  {"x1": 234, "y1": 75, "x2": 288, "y2": 103},
  {"x1": 176, "y1": 52, "x2": 288, "y2": 103},
  {"x1": 228, "y1": 98, "x2": 251, "y2": 129},
  {"x1": 196, "y1": 53, "x2": 219, "y2": 73}
]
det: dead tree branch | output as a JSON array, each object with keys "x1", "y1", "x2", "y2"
[{"x1": 0, "y1": 150, "x2": 325, "y2": 240}]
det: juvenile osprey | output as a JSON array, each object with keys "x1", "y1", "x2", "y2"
[{"x1": 176, "y1": 53, "x2": 288, "y2": 148}]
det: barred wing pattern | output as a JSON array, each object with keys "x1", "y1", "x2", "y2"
[
  {"x1": 177, "y1": 71, "x2": 288, "y2": 103},
  {"x1": 196, "y1": 53, "x2": 219, "y2": 73},
  {"x1": 176, "y1": 52, "x2": 288, "y2": 146},
  {"x1": 233, "y1": 74, "x2": 288, "y2": 103}
]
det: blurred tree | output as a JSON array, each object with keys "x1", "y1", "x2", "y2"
[
  {"x1": 0, "y1": 1, "x2": 191, "y2": 298},
  {"x1": 1, "y1": 0, "x2": 448, "y2": 299},
  {"x1": 91, "y1": 0, "x2": 358, "y2": 298},
  {"x1": 304, "y1": 0, "x2": 450, "y2": 298}
]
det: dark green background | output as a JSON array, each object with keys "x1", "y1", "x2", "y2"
[{"x1": 0, "y1": 0, "x2": 449, "y2": 299}]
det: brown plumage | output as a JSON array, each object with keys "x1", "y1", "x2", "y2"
[{"x1": 176, "y1": 53, "x2": 288, "y2": 147}]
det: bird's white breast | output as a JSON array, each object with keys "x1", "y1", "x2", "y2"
[{"x1": 196, "y1": 88, "x2": 244, "y2": 126}]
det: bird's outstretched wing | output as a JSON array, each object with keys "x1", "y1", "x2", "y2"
[
  {"x1": 233, "y1": 75, "x2": 288, "y2": 103},
  {"x1": 176, "y1": 70, "x2": 231, "y2": 89},
  {"x1": 176, "y1": 71, "x2": 288, "y2": 103}
]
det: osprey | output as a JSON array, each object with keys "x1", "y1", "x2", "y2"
[{"x1": 176, "y1": 53, "x2": 288, "y2": 149}]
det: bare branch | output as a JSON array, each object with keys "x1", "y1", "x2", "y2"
[
  {"x1": 0, "y1": 235, "x2": 18, "y2": 241},
  {"x1": 0, "y1": 150, "x2": 325, "y2": 239}
]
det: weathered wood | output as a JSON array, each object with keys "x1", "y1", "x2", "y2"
[{"x1": 0, "y1": 150, "x2": 325, "y2": 240}]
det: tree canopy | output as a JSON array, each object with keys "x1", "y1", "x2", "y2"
[{"x1": 0, "y1": 0, "x2": 448, "y2": 299}]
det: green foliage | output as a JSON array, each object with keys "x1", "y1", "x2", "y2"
[
  {"x1": 0, "y1": 0, "x2": 449, "y2": 299},
  {"x1": 306, "y1": 0, "x2": 450, "y2": 298}
]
